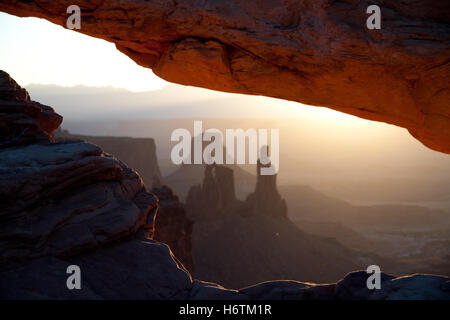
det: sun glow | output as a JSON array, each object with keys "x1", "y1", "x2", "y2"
[
  {"x1": 0, "y1": 12, "x2": 367, "y2": 124},
  {"x1": 0, "y1": 12, "x2": 168, "y2": 92},
  {"x1": 0, "y1": 11, "x2": 407, "y2": 131}
]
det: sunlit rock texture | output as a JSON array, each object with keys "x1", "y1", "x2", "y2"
[{"x1": 0, "y1": 0, "x2": 449, "y2": 153}]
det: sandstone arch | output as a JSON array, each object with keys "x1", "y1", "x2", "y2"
[{"x1": 1, "y1": 0, "x2": 449, "y2": 153}]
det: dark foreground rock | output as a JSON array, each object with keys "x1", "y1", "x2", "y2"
[
  {"x1": 54, "y1": 129, "x2": 163, "y2": 188},
  {"x1": 152, "y1": 185, "x2": 194, "y2": 273},
  {"x1": 0, "y1": 70, "x2": 62, "y2": 148},
  {"x1": 239, "y1": 271, "x2": 450, "y2": 300},
  {"x1": 2, "y1": 252, "x2": 449, "y2": 300},
  {"x1": 53, "y1": 130, "x2": 194, "y2": 273},
  {"x1": 0, "y1": 70, "x2": 449, "y2": 300},
  {"x1": 0, "y1": 69, "x2": 158, "y2": 269},
  {"x1": 0, "y1": 240, "x2": 191, "y2": 300}
]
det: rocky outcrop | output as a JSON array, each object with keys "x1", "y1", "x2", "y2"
[
  {"x1": 54, "y1": 130, "x2": 194, "y2": 273},
  {"x1": 186, "y1": 159, "x2": 286, "y2": 220},
  {"x1": 2, "y1": 248, "x2": 449, "y2": 299},
  {"x1": 0, "y1": 240, "x2": 193, "y2": 300},
  {"x1": 1, "y1": 1, "x2": 449, "y2": 153},
  {"x1": 0, "y1": 70, "x2": 62, "y2": 149},
  {"x1": 1, "y1": 70, "x2": 449, "y2": 300},
  {"x1": 186, "y1": 164, "x2": 241, "y2": 220},
  {"x1": 152, "y1": 185, "x2": 194, "y2": 273},
  {"x1": 241, "y1": 160, "x2": 287, "y2": 219},
  {"x1": 0, "y1": 71, "x2": 158, "y2": 270},
  {"x1": 240, "y1": 271, "x2": 450, "y2": 300},
  {"x1": 165, "y1": 162, "x2": 255, "y2": 201},
  {"x1": 55, "y1": 129, "x2": 163, "y2": 188},
  {"x1": 0, "y1": 142, "x2": 158, "y2": 266}
]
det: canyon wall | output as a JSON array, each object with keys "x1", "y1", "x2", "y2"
[
  {"x1": 0, "y1": 0, "x2": 448, "y2": 153},
  {"x1": 55, "y1": 130, "x2": 163, "y2": 189}
]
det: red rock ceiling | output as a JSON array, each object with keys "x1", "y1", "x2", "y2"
[{"x1": 1, "y1": 0, "x2": 448, "y2": 153}]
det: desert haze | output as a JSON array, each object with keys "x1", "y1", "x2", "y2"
[{"x1": 29, "y1": 84, "x2": 450, "y2": 204}]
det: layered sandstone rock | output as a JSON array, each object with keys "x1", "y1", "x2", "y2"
[
  {"x1": 0, "y1": 1, "x2": 448, "y2": 153},
  {"x1": 54, "y1": 129, "x2": 163, "y2": 188},
  {"x1": 0, "y1": 71, "x2": 158, "y2": 270},
  {"x1": 0, "y1": 70, "x2": 62, "y2": 148},
  {"x1": 0, "y1": 142, "x2": 158, "y2": 266},
  {"x1": 53, "y1": 130, "x2": 194, "y2": 272}
]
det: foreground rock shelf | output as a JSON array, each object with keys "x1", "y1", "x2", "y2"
[
  {"x1": 1, "y1": 70, "x2": 449, "y2": 299},
  {"x1": 1, "y1": 0, "x2": 449, "y2": 153},
  {"x1": 2, "y1": 239, "x2": 450, "y2": 300}
]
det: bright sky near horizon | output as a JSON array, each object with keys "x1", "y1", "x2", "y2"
[{"x1": 0, "y1": 12, "x2": 169, "y2": 92}]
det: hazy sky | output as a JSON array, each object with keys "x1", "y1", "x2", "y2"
[{"x1": 0, "y1": 12, "x2": 168, "y2": 92}]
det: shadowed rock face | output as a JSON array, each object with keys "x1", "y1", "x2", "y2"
[
  {"x1": 242, "y1": 160, "x2": 287, "y2": 219},
  {"x1": 0, "y1": 71, "x2": 159, "y2": 271},
  {"x1": 54, "y1": 130, "x2": 163, "y2": 189},
  {"x1": 152, "y1": 185, "x2": 194, "y2": 273},
  {"x1": 1, "y1": 1, "x2": 449, "y2": 153},
  {"x1": 1, "y1": 70, "x2": 450, "y2": 299},
  {"x1": 186, "y1": 161, "x2": 287, "y2": 220},
  {"x1": 53, "y1": 130, "x2": 195, "y2": 273},
  {"x1": 0, "y1": 70, "x2": 62, "y2": 148},
  {"x1": 186, "y1": 164, "x2": 241, "y2": 219}
]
